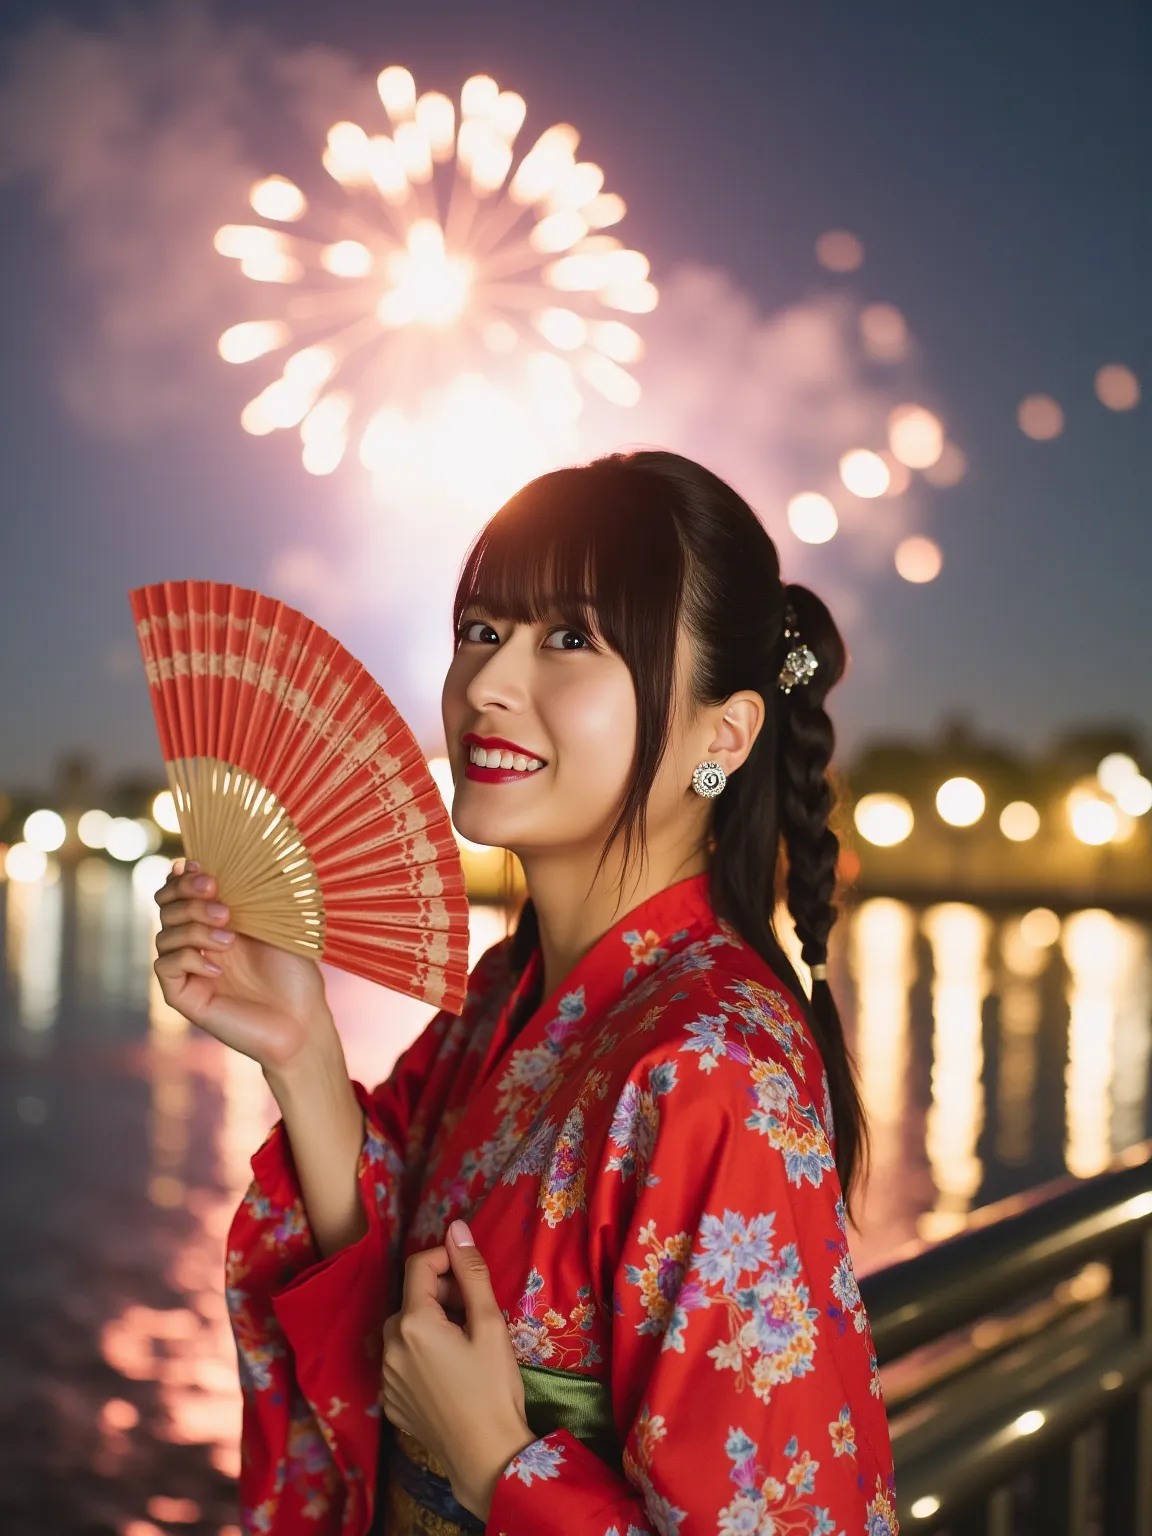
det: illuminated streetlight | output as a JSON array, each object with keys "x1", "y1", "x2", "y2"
[
  {"x1": 854, "y1": 793, "x2": 914, "y2": 847},
  {"x1": 936, "y1": 778, "x2": 985, "y2": 827}
]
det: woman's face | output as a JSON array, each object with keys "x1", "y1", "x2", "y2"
[
  {"x1": 441, "y1": 604, "x2": 641, "y2": 859},
  {"x1": 441, "y1": 598, "x2": 736, "y2": 876}
]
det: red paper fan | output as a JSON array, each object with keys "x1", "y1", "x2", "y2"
[{"x1": 128, "y1": 579, "x2": 469, "y2": 1013}]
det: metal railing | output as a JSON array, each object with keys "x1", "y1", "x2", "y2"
[{"x1": 859, "y1": 1142, "x2": 1152, "y2": 1535}]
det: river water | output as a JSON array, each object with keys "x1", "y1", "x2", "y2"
[{"x1": 2, "y1": 859, "x2": 1149, "y2": 1534}]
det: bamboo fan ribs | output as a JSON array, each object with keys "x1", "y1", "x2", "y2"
[{"x1": 128, "y1": 580, "x2": 469, "y2": 1012}]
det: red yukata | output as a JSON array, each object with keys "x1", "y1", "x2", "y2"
[{"x1": 225, "y1": 872, "x2": 899, "y2": 1535}]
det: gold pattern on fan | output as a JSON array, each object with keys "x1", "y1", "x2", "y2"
[{"x1": 167, "y1": 756, "x2": 327, "y2": 953}]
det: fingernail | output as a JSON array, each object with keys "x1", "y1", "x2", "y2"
[
  {"x1": 185, "y1": 861, "x2": 200, "y2": 873},
  {"x1": 204, "y1": 959, "x2": 223, "y2": 975},
  {"x1": 449, "y1": 1219, "x2": 474, "y2": 1247},
  {"x1": 206, "y1": 902, "x2": 229, "y2": 920},
  {"x1": 211, "y1": 930, "x2": 234, "y2": 945},
  {"x1": 193, "y1": 876, "x2": 212, "y2": 893}
]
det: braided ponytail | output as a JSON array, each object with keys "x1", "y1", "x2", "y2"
[{"x1": 777, "y1": 582, "x2": 868, "y2": 1206}]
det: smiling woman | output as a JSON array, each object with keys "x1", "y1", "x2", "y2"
[{"x1": 178, "y1": 450, "x2": 897, "y2": 1536}]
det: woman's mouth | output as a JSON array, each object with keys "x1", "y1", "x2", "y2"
[{"x1": 463, "y1": 742, "x2": 547, "y2": 782}]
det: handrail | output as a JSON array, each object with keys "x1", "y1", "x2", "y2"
[
  {"x1": 860, "y1": 1142, "x2": 1152, "y2": 1361},
  {"x1": 857, "y1": 1141, "x2": 1152, "y2": 1533}
]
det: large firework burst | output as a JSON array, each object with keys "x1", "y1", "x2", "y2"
[{"x1": 213, "y1": 66, "x2": 656, "y2": 487}]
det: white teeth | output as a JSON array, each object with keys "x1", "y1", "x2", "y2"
[{"x1": 468, "y1": 745, "x2": 544, "y2": 772}]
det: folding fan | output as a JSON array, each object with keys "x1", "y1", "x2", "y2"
[{"x1": 128, "y1": 580, "x2": 469, "y2": 1013}]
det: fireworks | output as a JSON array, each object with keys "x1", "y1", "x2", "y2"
[{"x1": 213, "y1": 67, "x2": 656, "y2": 489}]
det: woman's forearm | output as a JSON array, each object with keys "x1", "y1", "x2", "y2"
[{"x1": 264, "y1": 1030, "x2": 369, "y2": 1260}]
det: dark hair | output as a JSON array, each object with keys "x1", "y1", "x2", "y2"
[{"x1": 451, "y1": 450, "x2": 868, "y2": 1214}]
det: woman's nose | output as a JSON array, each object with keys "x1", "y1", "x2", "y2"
[{"x1": 464, "y1": 631, "x2": 532, "y2": 711}]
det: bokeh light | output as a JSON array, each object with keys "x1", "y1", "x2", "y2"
[
  {"x1": 152, "y1": 791, "x2": 181, "y2": 834},
  {"x1": 839, "y1": 449, "x2": 890, "y2": 498},
  {"x1": 78, "y1": 809, "x2": 112, "y2": 849},
  {"x1": 1067, "y1": 790, "x2": 1117, "y2": 846},
  {"x1": 249, "y1": 175, "x2": 307, "y2": 222},
  {"x1": 854, "y1": 793, "x2": 915, "y2": 847},
  {"x1": 23, "y1": 809, "x2": 66, "y2": 853},
  {"x1": 887, "y1": 404, "x2": 944, "y2": 469},
  {"x1": 879, "y1": 452, "x2": 912, "y2": 497},
  {"x1": 1019, "y1": 907, "x2": 1061, "y2": 948},
  {"x1": 132, "y1": 854, "x2": 175, "y2": 897},
  {"x1": 1097, "y1": 752, "x2": 1139, "y2": 796},
  {"x1": 999, "y1": 801, "x2": 1040, "y2": 841},
  {"x1": 920, "y1": 441, "x2": 967, "y2": 487},
  {"x1": 787, "y1": 491, "x2": 839, "y2": 544},
  {"x1": 1116, "y1": 775, "x2": 1152, "y2": 817},
  {"x1": 1018, "y1": 394, "x2": 1064, "y2": 441},
  {"x1": 5, "y1": 843, "x2": 48, "y2": 883},
  {"x1": 936, "y1": 777, "x2": 985, "y2": 827},
  {"x1": 815, "y1": 229, "x2": 864, "y2": 273},
  {"x1": 1094, "y1": 364, "x2": 1140, "y2": 412},
  {"x1": 859, "y1": 302, "x2": 908, "y2": 361},
  {"x1": 105, "y1": 818, "x2": 151, "y2": 862},
  {"x1": 895, "y1": 535, "x2": 943, "y2": 583}
]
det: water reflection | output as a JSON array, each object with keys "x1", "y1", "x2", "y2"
[
  {"x1": 1, "y1": 865, "x2": 1150, "y2": 1530},
  {"x1": 849, "y1": 899, "x2": 920, "y2": 1250},
  {"x1": 5, "y1": 866, "x2": 63, "y2": 1037},
  {"x1": 1061, "y1": 910, "x2": 1151, "y2": 1178},
  {"x1": 919, "y1": 903, "x2": 992, "y2": 1241}
]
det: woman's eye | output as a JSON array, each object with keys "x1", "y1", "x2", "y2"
[
  {"x1": 543, "y1": 627, "x2": 593, "y2": 651},
  {"x1": 459, "y1": 620, "x2": 498, "y2": 644}
]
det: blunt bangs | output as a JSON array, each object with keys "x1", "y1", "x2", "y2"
[{"x1": 452, "y1": 463, "x2": 685, "y2": 668}]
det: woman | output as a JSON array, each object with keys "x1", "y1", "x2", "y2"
[{"x1": 154, "y1": 451, "x2": 898, "y2": 1535}]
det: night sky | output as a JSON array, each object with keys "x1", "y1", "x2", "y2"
[{"x1": 0, "y1": 0, "x2": 1148, "y2": 793}]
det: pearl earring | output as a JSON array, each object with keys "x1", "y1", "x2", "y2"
[{"x1": 692, "y1": 761, "x2": 727, "y2": 798}]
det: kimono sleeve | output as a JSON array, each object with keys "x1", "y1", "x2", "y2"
[
  {"x1": 224, "y1": 1007, "x2": 451, "y2": 1536},
  {"x1": 486, "y1": 1040, "x2": 900, "y2": 1536}
]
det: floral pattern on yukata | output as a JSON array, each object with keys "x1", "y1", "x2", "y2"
[
  {"x1": 504, "y1": 1267, "x2": 603, "y2": 1368},
  {"x1": 627, "y1": 1208, "x2": 821, "y2": 1400}
]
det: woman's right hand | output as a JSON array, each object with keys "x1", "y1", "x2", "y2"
[{"x1": 154, "y1": 859, "x2": 334, "y2": 1073}]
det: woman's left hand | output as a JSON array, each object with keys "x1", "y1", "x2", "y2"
[{"x1": 382, "y1": 1220, "x2": 538, "y2": 1522}]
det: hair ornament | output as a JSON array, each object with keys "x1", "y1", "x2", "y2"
[{"x1": 777, "y1": 607, "x2": 819, "y2": 694}]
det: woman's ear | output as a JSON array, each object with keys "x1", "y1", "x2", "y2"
[{"x1": 706, "y1": 691, "x2": 765, "y2": 775}]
